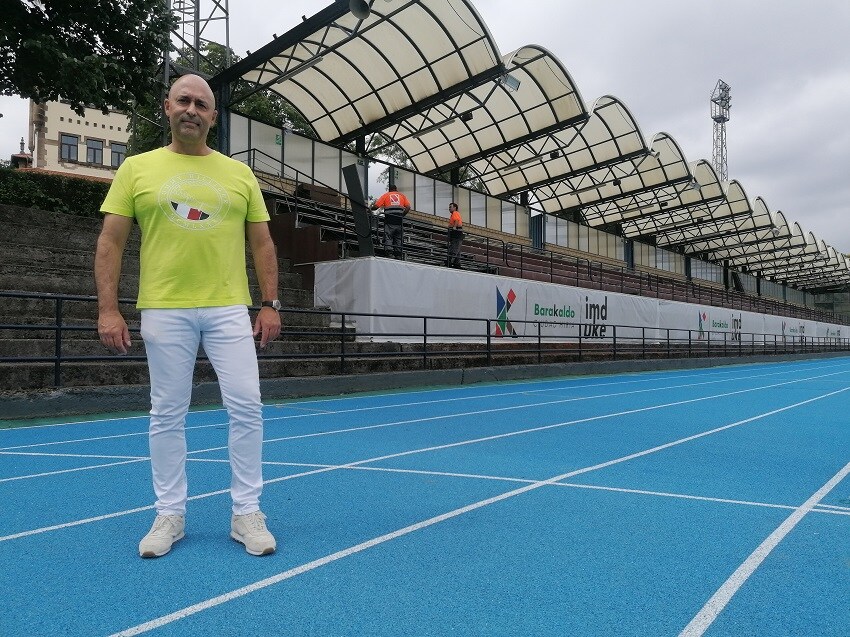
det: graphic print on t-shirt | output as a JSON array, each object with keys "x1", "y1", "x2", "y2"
[
  {"x1": 158, "y1": 172, "x2": 230, "y2": 230},
  {"x1": 170, "y1": 201, "x2": 210, "y2": 220}
]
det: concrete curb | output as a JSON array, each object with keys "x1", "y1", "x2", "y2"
[{"x1": 2, "y1": 350, "x2": 848, "y2": 421}]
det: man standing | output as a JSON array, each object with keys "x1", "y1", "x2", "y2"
[
  {"x1": 95, "y1": 74, "x2": 281, "y2": 558},
  {"x1": 446, "y1": 201, "x2": 464, "y2": 268},
  {"x1": 370, "y1": 183, "x2": 411, "y2": 259}
]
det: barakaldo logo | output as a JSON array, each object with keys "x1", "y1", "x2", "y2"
[
  {"x1": 532, "y1": 302, "x2": 575, "y2": 319},
  {"x1": 583, "y1": 295, "x2": 609, "y2": 338},
  {"x1": 494, "y1": 287, "x2": 518, "y2": 337},
  {"x1": 697, "y1": 311, "x2": 708, "y2": 340}
]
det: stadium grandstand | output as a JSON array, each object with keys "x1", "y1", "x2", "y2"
[{"x1": 2, "y1": 0, "x2": 849, "y2": 417}]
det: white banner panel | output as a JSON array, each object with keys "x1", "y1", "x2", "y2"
[{"x1": 313, "y1": 258, "x2": 846, "y2": 345}]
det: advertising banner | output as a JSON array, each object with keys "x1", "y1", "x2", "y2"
[{"x1": 314, "y1": 258, "x2": 846, "y2": 345}]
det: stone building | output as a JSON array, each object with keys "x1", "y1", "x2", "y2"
[{"x1": 28, "y1": 100, "x2": 130, "y2": 178}]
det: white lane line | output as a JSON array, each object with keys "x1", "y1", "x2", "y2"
[
  {"x1": 1, "y1": 360, "x2": 838, "y2": 441},
  {"x1": 185, "y1": 369, "x2": 850, "y2": 457},
  {"x1": 4, "y1": 381, "x2": 848, "y2": 544},
  {"x1": 189, "y1": 460, "x2": 850, "y2": 518},
  {"x1": 553, "y1": 481, "x2": 799, "y2": 511},
  {"x1": 0, "y1": 459, "x2": 149, "y2": 483},
  {"x1": 0, "y1": 370, "x2": 762, "y2": 451},
  {"x1": 5, "y1": 359, "x2": 843, "y2": 453},
  {"x1": 678, "y1": 459, "x2": 850, "y2": 637},
  {"x1": 813, "y1": 503, "x2": 850, "y2": 512},
  {"x1": 812, "y1": 508, "x2": 850, "y2": 517},
  {"x1": 0, "y1": 451, "x2": 146, "y2": 460},
  {"x1": 0, "y1": 504, "x2": 158, "y2": 542},
  {"x1": 5, "y1": 370, "x2": 751, "y2": 454},
  {"x1": 0, "y1": 372, "x2": 659, "y2": 432},
  {"x1": 108, "y1": 388, "x2": 850, "y2": 637}
]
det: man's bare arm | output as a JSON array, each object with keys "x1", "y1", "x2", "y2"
[
  {"x1": 94, "y1": 213, "x2": 134, "y2": 354},
  {"x1": 247, "y1": 221, "x2": 281, "y2": 348}
]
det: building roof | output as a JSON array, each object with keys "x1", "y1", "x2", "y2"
[{"x1": 210, "y1": 0, "x2": 849, "y2": 291}]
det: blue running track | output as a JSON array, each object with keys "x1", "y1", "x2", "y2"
[{"x1": 1, "y1": 357, "x2": 849, "y2": 636}]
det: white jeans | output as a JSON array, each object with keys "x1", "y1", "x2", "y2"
[{"x1": 141, "y1": 306, "x2": 264, "y2": 516}]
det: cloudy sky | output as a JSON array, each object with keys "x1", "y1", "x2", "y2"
[{"x1": 2, "y1": 0, "x2": 848, "y2": 250}]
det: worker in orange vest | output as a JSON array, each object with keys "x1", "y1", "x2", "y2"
[
  {"x1": 371, "y1": 183, "x2": 411, "y2": 260},
  {"x1": 447, "y1": 202, "x2": 464, "y2": 268}
]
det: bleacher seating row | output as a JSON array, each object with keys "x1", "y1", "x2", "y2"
[{"x1": 270, "y1": 188, "x2": 847, "y2": 326}]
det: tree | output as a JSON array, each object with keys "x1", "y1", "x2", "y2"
[
  {"x1": 1, "y1": 0, "x2": 173, "y2": 114},
  {"x1": 206, "y1": 43, "x2": 311, "y2": 134}
]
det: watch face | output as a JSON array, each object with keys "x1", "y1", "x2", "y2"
[{"x1": 263, "y1": 300, "x2": 281, "y2": 310}]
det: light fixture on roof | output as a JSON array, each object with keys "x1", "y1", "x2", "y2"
[
  {"x1": 276, "y1": 56, "x2": 324, "y2": 83},
  {"x1": 687, "y1": 179, "x2": 700, "y2": 191},
  {"x1": 498, "y1": 73, "x2": 521, "y2": 92},
  {"x1": 503, "y1": 155, "x2": 539, "y2": 170},
  {"x1": 648, "y1": 149, "x2": 660, "y2": 159},
  {"x1": 349, "y1": 0, "x2": 370, "y2": 20},
  {"x1": 459, "y1": 111, "x2": 473, "y2": 123},
  {"x1": 549, "y1": 150, "x2": 561, "y2": 159},
  {"x1": 411, "y1": 117, "x2": 456, "y2": 138},
  {"x1": 571, "y1": 180, "x2": 615, "y2": 196},
  {"x1": 770, "y1": 225, "x2": 781, "y2": 237}
]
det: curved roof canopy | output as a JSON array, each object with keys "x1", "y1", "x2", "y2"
[
  {"x1": 218, "y1": 0, "x2": 505, "y2": 142},
  {"x1": 210, "y1": 0, "x2": 848, "y2": 292},
  {"x1": 377, "y1": 45, "x2": 589, "y2": 175}
]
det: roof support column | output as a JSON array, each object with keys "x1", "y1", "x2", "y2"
[
  {"x1": 216, "y1": 82, "x2": 231, "y2": 155},
  {"x1": 624, "y1": 238, "x2": 634, "y2": 271}
]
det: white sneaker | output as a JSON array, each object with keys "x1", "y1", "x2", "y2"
[
  {"x1": 139, "y1": 514, "x2": 185, "y2": 558},
  {"x1": 231, "y1": 511, "x2": 276, "y2": 556}
]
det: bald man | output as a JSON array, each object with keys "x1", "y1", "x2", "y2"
[{"x1": 95, "y1": 74, "x2": 281, "y2": 558}]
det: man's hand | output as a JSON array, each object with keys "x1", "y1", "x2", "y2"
[
  {"x1": 253, "y1": 306, "x2": 282, "y2": 348},
  {"x1": 98, "y1": 310, "x2": 131, "y2": 354}
]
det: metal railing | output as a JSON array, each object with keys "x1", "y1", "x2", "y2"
[
  {"x1": 230, "y1": 148, "x2": 847, "y2": 326},
  {"x1": 2, "y1": 291, "x2": 849, "y2": 389}
]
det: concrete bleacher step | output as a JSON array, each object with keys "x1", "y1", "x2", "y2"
[
  {"x1": 0, "y1": 272, "x2": 142, "y2": 297},
  {"x1": 3, "y1": 243, "x2": 139, "y2": 272},
  {"x1": 0, "y1": 267, "x2": 305, "y2": 298}
]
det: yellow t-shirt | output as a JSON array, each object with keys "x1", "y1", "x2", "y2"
[{"x1": 101, "y1": 147, "x2": 269, "y2": 308}]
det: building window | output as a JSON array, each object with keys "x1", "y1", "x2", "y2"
[
  {"x1": 86, "y1": 139, "x2": 104, "y2": 165},
  {"x1": 60, "y1": 134, "x2": 78, "y2": 161},
  {"x1": 111, "y1": 142, "x2": 127, "y2": 168}
]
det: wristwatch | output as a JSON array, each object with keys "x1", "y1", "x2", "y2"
[{"x1": 261, "y1": 300, "x2": 282, "y2": 310}]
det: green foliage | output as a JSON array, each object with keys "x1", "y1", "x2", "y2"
[
  {"x1": 1, "y1": 0, "x2": 174, "y2": 114},
  {"x1": 0, "y1": 168, "x2": 109, "y2": 218}
]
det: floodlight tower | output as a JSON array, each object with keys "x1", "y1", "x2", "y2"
[
  {"x1": 160, "y1": 1, "x2": 231, "y2": 144},
  {"x1": 167, "y1": 0, "x2": 231, "y2": 74},
  {"x1": 710, "y1": 79, "x2": 731, "y2": 182}
]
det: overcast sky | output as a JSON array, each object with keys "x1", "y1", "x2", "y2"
[{"x1": 2, "y1": 0, "x2": 848, "y2": 250}]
